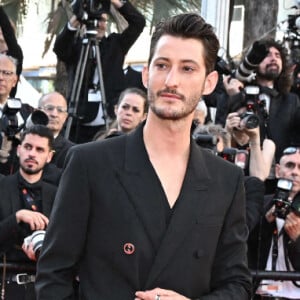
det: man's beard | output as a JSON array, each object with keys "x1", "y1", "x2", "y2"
[
  {"x1": 257, "y1": 66, "x2": 280, "y2": 81},
  {"x1": 147, "y1": 88, "x2": 200, "y2": 121},
  {"x1": 20, "y1": 164, "x2": 43, "y2": 175}
]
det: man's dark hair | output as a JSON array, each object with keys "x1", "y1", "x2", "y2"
[
  {"x1": 20, "y1": 124, "x2": 54, "y2": 150},
  {"x1": 148, "y1": 13, "x2": 220, "y2": 74},
  {"x1": 256, "y1": 38, "x2": 292, "y2": 95},
  {"x1": 117, "y1": 87, "x2": 148, "y2": 113}
]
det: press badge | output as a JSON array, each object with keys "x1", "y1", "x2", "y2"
[
  {"x1": 257, "y1": 281, "x2": 283, "y2": 294},
  {"x1": 88, "y1": 89, "x2": 102, "y2": 102}
]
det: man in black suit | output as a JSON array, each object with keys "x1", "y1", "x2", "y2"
[
  {"x1": 54, "y1": 0, "x2": 146, "y2": 143},
  {"x1": 36, "y1": 13, "x2": 251, "y2": 299},
  {"x1": 0, "y1": 125, "x2": 57, "y2": 299}
]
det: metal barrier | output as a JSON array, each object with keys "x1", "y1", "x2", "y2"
[{"x1": 251, "y1": 270, "x2": 300, "y2": 281}]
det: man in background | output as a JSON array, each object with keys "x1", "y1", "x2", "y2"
[
  {"x1": 38, "y1": 92, "x2": 74, "y2": 168},
  {"x1": 0, "y1": 125, "x2": 57, "y2": 299}
]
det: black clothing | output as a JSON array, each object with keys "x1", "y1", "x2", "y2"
[
  {"x1": 0, "y1": 5, "x2": 23, "y2": 97},
  {"x1": 228, "y1": 88, "x2": 300, "y2": 163},
  {"x1": 0, "y1": 103, "x2": 34, "y2": 176},
  {"x1": 51, "y1": 134, "x2": 74, "y2": 169},
  {"x1": 54, "y1": 1, "x2": 145, "y2": 143},
  {"x1": 245, "y1": 176, "x2": 265, "y2": 233},
  {"x1": 248, "y1": 194, "x2": 300, "y2": 292},
  {"x1": 0, "y1": 172, "x2": 56, "y2": 299}
]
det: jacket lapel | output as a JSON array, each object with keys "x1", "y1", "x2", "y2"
[{"x1": 116, "y1": 125, "x2": 167, "y2": 251}]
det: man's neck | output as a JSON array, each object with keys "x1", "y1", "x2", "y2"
[
  {"x1": 257, "y1": 78, "x2": 274, "y2": 89},
  {"x1": 143, "y1": 111, "x2": 192, "y2": 156},
  {"x1": 0, "y1": 96, "x2": 7, "y2": 105},
  {"x1": 19, "y1": 169, "x2": 42, "y2": 184}
]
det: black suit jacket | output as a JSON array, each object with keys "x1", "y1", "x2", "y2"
[
  {"x1": 52, "y1": 134, "x2": 74, "y2": 169},
  {"x1": 36, "y1": 124, "x2": 251, "y2": 299},
  {"x1": 0, "y1": 172, "x2": 57, "y2": 264},
  {"x1": 54, "y1": 1, "x2": 145, "y2": 120}
]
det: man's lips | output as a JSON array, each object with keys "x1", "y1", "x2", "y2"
[
  {"x1": 158, "y1": 92, "x2": 182, "y2": 100},
  {"x1": 25, "y1": 159, "x2": 37, "y2": 164}
]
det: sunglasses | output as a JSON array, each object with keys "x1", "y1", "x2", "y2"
[{"x1": 283, "y1": 147, "x2": 300, "y2": 155}]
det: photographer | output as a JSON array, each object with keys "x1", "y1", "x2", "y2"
[
  {"x1": 248, "y1": 147, "x2": 300, "y2": 299},
  {"x1": 225, "y1": 98, "x2": 275, "y2": 182},
  {"x1": 228, "y1": 39, "x2": 300, "y2": 194},
  {"x1": 54, "y1": 0, "x2": 146, "y2": 143},
  {"x1": 228, "y1": 39, "x2": 300, "y2": 161},
  {"x1": 0, "y1": 125, "x2": 57, "y2": 299},
  {"x1": 0, "y1": 54, "x2": 33, "y2": 176}
]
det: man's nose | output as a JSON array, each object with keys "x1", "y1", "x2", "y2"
[{"x1": 165, "y1": 68, "x2": 179, "y2": 88}]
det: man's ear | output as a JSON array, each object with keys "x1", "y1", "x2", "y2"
[
  {"x1": 47, "y1": 150, "x2": 54, "y2": 163},
  {"x1": 275, "y1": 163, "x2": 280, "y2": 178},
  {"x1": 202, "y1": 70, "x2": 218, "y2": 96},
  {"x1": 142, "y1": 66, "x2": 149, "y2": 89}
]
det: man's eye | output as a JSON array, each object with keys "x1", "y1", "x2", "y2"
[
  {"x1": 183, "y1": 66, "x2": 194, "y2": 72},
  {"x1": 286, "y1": 162, "x2": 296, "y2": 169},
  {"x1": 156, "y1": 63, "x2": 167, "y2": 69}
]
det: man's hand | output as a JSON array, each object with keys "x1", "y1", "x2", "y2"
[
  {"x1": 285, "y1": 212, "x2": 300, "y2": 241},
  {"x1": 15, "y1": 209, "x2": 49, "y2": 231},
  {"x1": 22, "y1": 242, "x2": 37, "y2": 261},
  {"x1": 135, "y1": 288, "x2": 190, "y2": 300},
  {"x1": 223, "y1": 75, "x2": 244, "y2": 96}
]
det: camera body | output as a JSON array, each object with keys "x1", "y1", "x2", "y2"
[
  {"x1": 273, "y1": 178, "x2": 293, "y2": 219},
  {"x1": 0, "y1": 98, "x2": 23, "y2": 139},
  {"x1": 24, "y1": 230, "x2": 46, "y2": 258},
  {"x1": 193, "y1": 133, "x2": 219, "y2": 153},
  {"x1": 218, "y1": 148, "x2": 249, "y2": 169},
  {"x1": 239, "y1": 85, "x2": 260, "y2": 129},
  {"x1": 72, "y1": 0, "x2": 110, "y2": 23}
]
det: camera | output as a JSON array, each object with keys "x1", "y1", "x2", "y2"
[
  {"x1": 72, "y1": 0, "x2": 110, "y2": 23},
  {"x1": 238, "y1": 85, "x2": 260, "y2": 129},
  {"x1": 25, "y1": 110, "x2": 49, "y2": 129},
  {"x1": 273, "y1": 178, "x2": 293, "y2": 219},
  {"x1": 218, "y1": 148, "x2": 249, "y2": 169},
  {"x1": 193, "y1": 133, "x2": 219, "y2": 153},
  {"x1": 0, "y1": 98, "x2": 23, "y2": 139},
  {"x1": 24, "y1": 230, "x2": 46, "y2": 258}
]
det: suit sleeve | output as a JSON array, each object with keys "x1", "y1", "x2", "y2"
[
  {"x1": 116, "y1": 1, "x2": 146, "y2": 54},
  {"x1": 36, "y1": 146, "x2": 90, "y2": 299},
  {"x1": 0, "y1": 6, "x2": 23, "y2": 76},
  {"x1": 199, "y1": 169, "x2": 252, "y2": 300}
]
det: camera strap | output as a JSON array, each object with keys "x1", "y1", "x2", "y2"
[{"x1": 271, "y1": 227, "x2": 279, "y2": 271}]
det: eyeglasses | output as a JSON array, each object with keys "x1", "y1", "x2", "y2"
[
  {"x1": 0, "y1": 69, "x2": 15, "y2": 78},
  {"x1": 41, "y1": 105, "x2": 68, "y2": 114},
  {"x1": 283, "y1": 147, "x2": 300, "y2": 155}
]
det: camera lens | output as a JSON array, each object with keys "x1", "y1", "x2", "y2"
[
  {"x1": 240, "y1": 113, "x2": 259, "y2": 129},
  {"x1": 30, "y1": 230, "x2": 46, "y2": 256}
]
